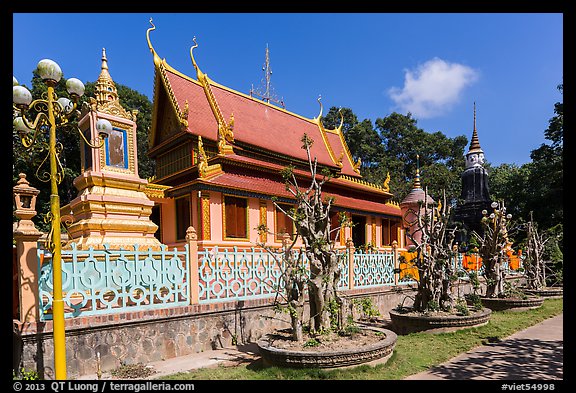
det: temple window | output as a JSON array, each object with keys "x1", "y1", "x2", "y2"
[
  {"x1": 275, "y1": 203, "x2": 295, "y2": 241},
  {"x1": 156, "y1": 143, "x2": 194, "y2": 179},
  {"x1": 175, "y1": 195, "x2": 191, "y2": 241},
  {"x1": 329, "y1": 211, "x2": 341, "y2": 243},
  {"x1": 351, "y1": 215, "x2": 367, "y2": 248},
  {"x1": 224, "y1": 195, "x2": 248, "y2": 239},
  {"x1": 382, "y1": 217, "x2": 401, "y2": 246}
]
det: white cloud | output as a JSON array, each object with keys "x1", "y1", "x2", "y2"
[{"x1": 388, "y1": 58, "x2": 479, "y2": 118}]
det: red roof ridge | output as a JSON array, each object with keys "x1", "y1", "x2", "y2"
[{"x1": 147, "y1": 32, "x2": 363, "y2": 178}]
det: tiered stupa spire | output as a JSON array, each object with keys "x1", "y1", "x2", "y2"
[
  {"x1": 468, "y1": 102, "x2": 483, "y2": 154},
  {"x1": 92, "y1": 48, "x2": 134, "y2": 120}
]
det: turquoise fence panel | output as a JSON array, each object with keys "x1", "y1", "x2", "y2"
[
  {"x1": 198, "y1": 246, "x2": 288, "y2": 303},
  {"x1": 353, "y1": 250, "x2": 395, "y2": 288},
  {"x1": 38, "y1": 243, "x2": 189, "y2": 320},
  {"x1": 337, "y1": 249, "x2": 349, "y2": 290}
]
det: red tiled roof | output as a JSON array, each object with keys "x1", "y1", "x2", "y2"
[
  {"x1": 197, "y1": 169, "x2": 400, "y2": 217},
  {"x1": 163, "y1": 68, "x2": 359, "y2": 177}
]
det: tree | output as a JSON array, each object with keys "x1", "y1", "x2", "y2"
[
  {"x1": 405, "y1": 189, "x2": 459, "y2": 311},
  {"x1": 472, "y1": 201, "x2": 515, "y2": 298},
  {"x1": 375, "y1": 112, "x2": 467, "y2": 204},
  {"x1": 321, "y1": 107, "x2": 385, "y2": 185},
  {"x1": 525, "y1": 84, "x2": 563, "y2": 229},
  {"x1": 256, "y1": 134, "x2": 350, "y2": 340},
  {"x1": 488, "y1": 163, "x2": 531, "y2": 222},
  {"x1": 522, "y1": 212, "x2": 548, "y2": 290}
]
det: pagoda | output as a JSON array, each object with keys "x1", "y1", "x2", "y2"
[
  {"x1": 143, "y1": 20, "x2": 404, "y2": 250},
  {"x1": 453, "y1": 103, "x2": 492, "y2": 247},
  {"x1": 62, "y1": 48, "x2": 162, "y2": 250}
]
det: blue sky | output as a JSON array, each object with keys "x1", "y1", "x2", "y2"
[{"x1": 13, "y1": 13, "x2": 563, "y2": 167}]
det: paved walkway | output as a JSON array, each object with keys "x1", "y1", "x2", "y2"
[
  {"x1": 78, "y1": 313, "x2": 562, "y2": 380},
  {"x1": 405, "y1": 313, "x2": 563, "y2": 380}
]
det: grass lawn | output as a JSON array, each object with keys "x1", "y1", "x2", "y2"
[{"x1": 160, "y1": 298, "x2": 563, "y2": 380}]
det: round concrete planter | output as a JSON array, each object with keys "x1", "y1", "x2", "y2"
[
  {"x1": 257, "y1": 326, "x2": 397, "y2": 369},
  {"x1": 523, "y1": 287, "x2": 563, "y2": 299},
  {"x1": 389, "y1": 307, "x2": 492, "y2": 335},
  {"x1": 480, "y1": 296, "x2": 544, "y2": 311}
]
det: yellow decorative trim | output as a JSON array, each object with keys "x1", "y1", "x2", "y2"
[
  {"x1": 353, "y1": 157, "x2": 362, "y2": 173},
  {"x1": 259, "y1": 200, "x2": 267, "y2": 243},
  {"x1": 383, "y1": 172, "x2": 391, "y2": 193},
  {"x1": 385, "y1": 200, "x2": 401, "y2": 210},
  {"x1": 312, "y1": 96, "x2": 339, "y2": 167},
  {"x1": 190, "y1": 37, "x2": 235, "y2": 155},
  {"x1": 197, "y1": 136, "x2": 208, "y2": 177},
  {"x1": 146, "y1": 18, "x2": 162, "y2": 68},
  {"x1": 197, "y1": 136, "x2": 223, "y2": 179},
  {"x1": 338, "y1": 175, "x2": 392, "y2": 196},
  {"x1": 144, "y1": 183, "x2": 172, "y2": 199},
  {"x1": 99, "y1": 119, "x2": 135, "y2": 175},
  {"x1": 199, "y1": 192, "x2": 211, "y2": 241}
]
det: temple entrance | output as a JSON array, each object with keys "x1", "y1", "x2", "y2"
[{"x1": 351, "y1": 215, "x2": 366, "y2": 248}]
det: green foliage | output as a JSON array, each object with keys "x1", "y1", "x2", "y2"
[
  {"x1": 326, "y1": 298, "x2": 341, "y2": 331},
  {"x1": 426, "y1": 300, "x2": 440, "y2": 312},
  {"x1": 163, "y1": 299, "x2": 562, "y2": 380},
  {"x1": 303, "y1": 338, "x2": 321, "y2": 348},
  {"x1": 13, "y1": 368, "x2": 40, "y2": 380},
  {"x1": 110, "y1": 363, "x2": 156, "y2": 379},
  {"x1": 353, "y1": 297, "x2": 381, "y2": 319},
  {"x1": 464, "y1": 293, "x2": 483, "y2": 311},
  {"x1": 454, "y1": 299, "x2": 470, "y2": 316},
  {"x1": 339, "y1": 315, "x2": 361, "y2": 336}
]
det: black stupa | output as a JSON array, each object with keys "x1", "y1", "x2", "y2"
[{"x1": 453, "y1": 103, "x2": 492, "y2": 247}]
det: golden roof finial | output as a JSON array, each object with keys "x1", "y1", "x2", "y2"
[
  {"x1": 190, "y1": 36, "x2": 200, "y2": 75},
  {"x1": 146, "y1": 17, "x2": 162, "y2": 67},
  {"x1": 314, "y1": 95, "x2": 323, "y2": 121},
  {"x1": 98, "y1": 48, "x2": 112, "y2": 82},
  {"x1": 101, "y1": 48, "x2": 108, "y2": 70},
  {"x1": 468, "y1": 101, "x2": 483, "y2": 154},
  {"x1": 335, "y1": 107, "x2": 344, "y2": 133},
  {"x1": 413, "y1": 154, "x2": 421, "y2": 189}
]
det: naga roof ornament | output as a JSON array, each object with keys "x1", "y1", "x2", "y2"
[{"x1": 190, "y1": 36, "x2": 235, "y2": 155}]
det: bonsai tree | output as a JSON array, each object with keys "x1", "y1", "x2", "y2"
[
  {"x1": 404, "y1": 188, "x2": 459, "y2": 312},
  {"x1": 472, "y1": 200, "x2": 515, "y2": 298},
  {"x1": 523, "y1": 212, "x2": 563, "y2": 289},
  {"x1": 256, "y1": 133, "x2": 350, "y2": 341},
  {"x1": 523, "y1": 212, "x2": 547, "y2": 290}
]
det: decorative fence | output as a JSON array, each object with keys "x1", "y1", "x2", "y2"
[
  {"x1": 35, "y1": 241, "x2": 522, "y2": 321},
  {"x1": 38, "y1": 243, "x2": 190, "y2": 320}
]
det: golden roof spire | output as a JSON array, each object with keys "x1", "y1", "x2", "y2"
[
  {"x1": 413, "y1": 154, "x2": 422, "y2": 189},
  {"x1": 94, "y1": 48, "x2": 133, "y2": 120},
  {"x1": 146, "y1": 17, "x2": 162, "y2": 67},
  {"x1": 468, "y1": 102, "x2": 483, "y2": 154}
]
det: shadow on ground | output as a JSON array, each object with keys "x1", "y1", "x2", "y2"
[{"x1": 422, "y1": 338, "x2": 563, "y2": 380}]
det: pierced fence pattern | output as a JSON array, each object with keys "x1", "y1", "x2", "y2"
[
  {"x1": 35, "y1": 240, "x2": 523, "y2": 319},
  {"x1": 198, "y1": 247, "x2": 309, "y2": 303},
  {"x1": 352, "y1": 250, "x2": 396, "y2": 288},
  {"x1": 38, "y1": 243, "x2": 190, "y2": 320}
]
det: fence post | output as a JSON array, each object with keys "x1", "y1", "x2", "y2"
[
  {"x1": 186, "y1": 226, "x2": 199, "y2": 304},
  {"x1": 346, "y1": 238, "x2": 355, "y2": 290},
  {"x1": 392, "y1": 240, "x2": 399, "y2": 285},
  {"x1": 13, "y1": 173, "x2": 43, "y2": 323}
]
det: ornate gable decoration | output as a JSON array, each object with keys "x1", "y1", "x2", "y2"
[
  {"x1": 190, "y1": 37, "x2": 235, "y2": 155},
  {"x1": 95, "y1": 48, "x2": 137, "y2": 121}
]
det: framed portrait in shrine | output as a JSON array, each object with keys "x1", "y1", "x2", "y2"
[{"x1": 104, "y1": 127, "x2": 128, "y2": 169}]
